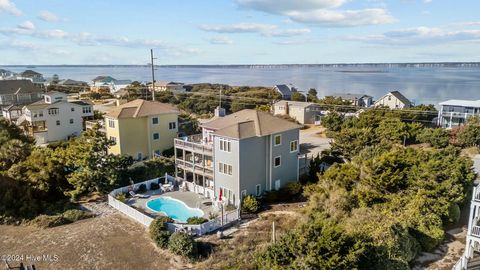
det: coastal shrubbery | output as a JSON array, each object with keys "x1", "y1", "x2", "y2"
[
  {"x1": 186, "y1": 217, "x2": 208, "y2": 224},
  {"x1": 241, "y1": 195, "x2": 260, "y2": 213},
  {"x1": 168, "y1": 232, "x2": 198, "y2": 260}
]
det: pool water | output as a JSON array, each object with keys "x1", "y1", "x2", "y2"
[{"x1": 146, "y1": 197, "x2": 204, "y2": 223}]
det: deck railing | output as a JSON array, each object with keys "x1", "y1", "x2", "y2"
[{"x1": 174, "y1": 135, "x2": 213, "y2": 154}]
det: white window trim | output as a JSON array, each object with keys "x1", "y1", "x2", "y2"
[
  {"x1": 274, "y1": 156, "x2": 281, "y2": 168},
  {"x1": 152, "y1": 117, "x2": 159, "y2": 125},
  {"x1": 153, "y1": 133, "x2": 160, "y2": 141},
  {"x1": 219, "y1": 138, "x2": 231, "y2": 152},
  {"x1": 169, "y1": 121, "x2": 177, "y2": 130},
  {"x1": 290, "y1": 140, "x2": 299, "y2": 153},
  {"x1": 255, "y1": 184, "x2": 261, "y2": 196},
  {"x1": 274, "y1": 134, "x2": 282, "y2": 146},
  {"x1": 218, "y1": 162, "x2": 233, "y2": 176}
]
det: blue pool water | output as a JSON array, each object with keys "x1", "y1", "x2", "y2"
[{"x1": 146, "y1": 197, "x2": 204, "y2": 223}]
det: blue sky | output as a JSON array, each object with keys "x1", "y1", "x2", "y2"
[{"x1": 0, "y1": 0, "x2": 479, "y2": 64}]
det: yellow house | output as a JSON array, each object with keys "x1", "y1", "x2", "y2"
[{"x1": 104, "y1": 99, "x2": 179, "y2": 160}]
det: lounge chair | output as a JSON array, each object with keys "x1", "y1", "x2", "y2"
[{"x1": 129, "y1": 190, "x2": 150, "y2": 198}]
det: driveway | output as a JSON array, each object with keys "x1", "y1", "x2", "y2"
[{"x1": 299, "y1": 125, "x2": 332, "y2": 158}]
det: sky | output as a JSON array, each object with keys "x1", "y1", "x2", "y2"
[{"x1": 0, "y1": 0, "x2": 479, "y2": 65}]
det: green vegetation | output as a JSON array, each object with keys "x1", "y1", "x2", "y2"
[
  {"x1": 168, "y1": 232, "x2": 198, "y2": 260},
  {"x1": 241, "y1": 195, "x2": 260, "y2": 213},
  {"x1": 149, "y1": 217, "x2": 174, "y2": 248},
  {"x1": 186, "y1": 216, "x2": 209, "y2": 224},
  {"x1": 256, "y1": 109, "x2": 476, "y2": 269}
]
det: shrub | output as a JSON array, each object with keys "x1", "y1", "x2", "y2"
[
  {"x1": 150, "y1": 182, "x2": 160, "y2": 190},
  {"x1": 62, "y1": 209, "x2": 92, "y2": 223},
  {"x1": 115, "y1": 193, "x2": 127, "y2": 202},
  {"x1": 30, "y1": 215, "x2": 69, "y2": 228},
  {"x1": 137, "y1": 184, "x2": 147, "y2": 193},
  {"x1": 162, "y1": 147, "x2": 175, "y2": 157},
  {"x1": 149, "y1": 216, "x2": 174, "y2": 248},
  {"x1": 242, "y1": 195, "x2": 260, "y2": 213},
  {"x1": 187, "y1": 216, "x2": 208, "y2": 224},
  {"x1": 282, "y1": 182, "x2": 302, "y2": 196},
  {"x1": 168, "y1": 232, "x2": 198, "y2": 259},
  {"x1": 448, "y1": 203, "x2": 461, "y2": 223}
]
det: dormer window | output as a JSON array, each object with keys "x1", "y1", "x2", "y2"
[{"x1": 45, "y1": 96, "x2": 51, "y2": 103}]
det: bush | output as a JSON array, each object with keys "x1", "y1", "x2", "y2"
[
  {"x1": 168, "y1": 232, "x2": 198, "y2": 259},
  {"x1": 242, "y1": 195, "x2": 260, "y2": 213},
  {"x1": 150, "y1": 182, "x2": 160, "y2": 190},
  {"x1": 282, "y1": 182, "x2": 302, "y2": 196},
  {"x1": 30, "y1": 215, "x2": 69, "y2": 228},
  {"x1": 149, "y1": 216, "x2": 174, "y2": 248},
  {"x1": 448, "y1": 203, "x2": 461, "y2": 223},
  {"x1": 62, "y1": 209, "x2": 92, "y2": 223},
  {"x1": 187, "y1": 216, "x2": 208, "y2": 224},
  {"x1": 137, "y1": 184, "x2": 147, "y2": 193},
  {"x1": 115, "y1": 193, "x2": 127, "y2": 202}
]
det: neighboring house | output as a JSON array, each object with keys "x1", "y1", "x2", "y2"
[
  {"x1": 374, "y1": 91, "x2": 412, "y2": 109},
  {"x1": 0, "y1": 69, "x2": 15, "y2": 79},
  {"x1": 90, "y1": 76, "x2": 132, "y2": 94},
  {"x1": 1, "y1": 104, "x2": 23, "y2": 121},
  {"x1": 0, "y1": 80, "x2": 43, "y2": 107},
  {"x1": 149, "y1": 81, "x2": 186, "y2": 92},
  {"x1": 174, "y1": 108, "x2": 301, "y2": 206},
  {"x1": 273, "y1": 100, "x2": 323, "y2": 125},
  {"x1": 15, "y1": 91, "x2": 94, "y2": 144},
  {"x1": 328, "y1": 93, "x2": 373, "y2": 107},
  {"x1": 274, "y1": 84, "x2": 297, "y2": 100},
  {"x1": 16, "y1": 70, "x2": 46, "y2": 85},
  {"x1": 104, "y1": 99, "x2": 179, "y2": 160},
  {"x1": 437, "y1": 99, "x2": 480, "y2": 128}
]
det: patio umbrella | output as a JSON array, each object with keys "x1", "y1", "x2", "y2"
[{"x1": 219, "y1": 188, "x2": 223, "y2": 201}]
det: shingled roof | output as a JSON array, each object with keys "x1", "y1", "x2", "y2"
[
  {"x1": 202, "y1": 109, "x2": 301, "y2": 140},
  {"x1": 105, "y1": 99, "x2": 179, "y2": 119},
  {"x1": 0, "y1": 80, "x2": 43, "y2": 95}
]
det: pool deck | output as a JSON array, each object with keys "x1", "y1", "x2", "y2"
[{"x1": 127, "y1": 190, "x2": 215, "y2": 221}]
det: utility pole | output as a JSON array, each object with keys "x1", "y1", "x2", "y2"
[
  {"x1": 150, "y1": 49, "x2": 156, "y2": 101},
  {"x1": 219, "y1": 89, "x2": 222, "y2": 108},
  {"x1": 272, "y1": 221, "x2": 276, "y2": 243}
]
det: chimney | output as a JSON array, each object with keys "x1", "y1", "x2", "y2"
[{"x1": 215, "y1": 106, "x2": 226, "y2": 117}]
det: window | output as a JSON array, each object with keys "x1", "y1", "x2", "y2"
[
  {"x1": 274, "y1": 134, "x2": 281, "y2": 146},
  {"x1": 154, "y1": 150, "x2": 161, "y2": 156},
  {"x1": 109, "y1": 136, "x2": 117, "y2": 145},
  {"x1": 274, "y1": 156, "x2": 281, "y2": 167},
  {"x1": 48, "y1": 108, "x2": 59, "y2": 115},
  {"x1": 108, "y1": 119, "x2": 115, "y2": 128},
  {"x1": 256, "y1": 184, "x2": 261, "y2": 196},
  {"x1": 219, "y1": 138, "x2": 231, "y2": 152},
  {"x1": 39, "y1": 111, "x2": 43, "y2": 117},
  {"x1": 56, "y1": 120, "x2": 60, "y2": 126},
  {"x1": 241, "y1": 190, "x2": 247, "y2": 200},
  {"x1": 169, "y1": 122, "x2": 176, "y2": 130},
  {"x1": 137, "y1": 153, "x2": 143, "y2": 160},
  {"x1": 82, "y1": 106, "x2": 92, "y2": 114},
  {"x1": 71, "y1": 107, "x2": 75, "y2": 112},
  {"x1": 69, "y1": 119, "x2": 74, "y2": 124},
  {"x1": 218, "y1": 162, "x2": 233, "y2": 175},
  {"x1": 290, "y1": 140, "x2": 299, "y2": 152},
  {"x1": 153, "y1": 133, "x2": 160, "y2": 140},
  {"x1": 275, "y1": 180, "x2": 281, "y2": 191},
  {"x1": 388, "y1": 95, "x2": 392, "y2": 101},
  {"x1": 152, "y1": 117, "x2": 159, "y2": 125}
]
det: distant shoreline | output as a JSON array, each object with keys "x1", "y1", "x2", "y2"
[{"x1": 2, "y1": 62, "x2": 480, "y2": 68}]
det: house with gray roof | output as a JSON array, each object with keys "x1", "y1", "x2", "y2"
[
  {"x1": 174, "y1": 108, "x2": 301, "y2": 206},
  {"x1": 374, "y1": 91, "x2": 412, "y2": 109},
  {"x1": 273, "y1": 100, "x2": 323, "y2": 124},
  {"x1": 328, "y1": 93, "x2": 373, "y2": 107},
  {"x1": 0, "y1": 80, "x2": 43, "y2": 107},
  {"x1": 90, "y1": 76, "x2": 132, "y2": 94},
  {"x1": 437, "y1": 99, "x2": 480, "y2": 128},
  {"x1": 273, "y1": 84, "x2": 297, "y2": 100},
  {"x1": 16, "y1": 70, "x2": 46, "y2": 85}
]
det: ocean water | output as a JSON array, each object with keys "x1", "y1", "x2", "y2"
[{"x1": 3, "y1": 65, "x2": 480, "y2": 105}]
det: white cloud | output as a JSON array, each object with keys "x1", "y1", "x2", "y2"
[
  {"x1": 0, "y1": 0, "x2": 21, "y2": 16},
  {"x1": 237, "y1": 0, "x2": 396, "y2": 27},
  {"x1": 237, "y1": 0, "x2": 346, "y2": 14},
  {"x1": 38, "y1": 11, "x2": 59, "y2": 22},
  {"x1": 208, "y1": 36, "x2": 234, "y2": 45},
  {"x1": 348, "y1": 26, "x2": 480, "y2": 45},
  {"x1": 286, "y1": 8, "x2": 396, "y2": 27},
  {"x1": 200, "y1": 23, "x2": 310, "y2": 37},
  {"x1": 17, "y1": 21, "x2": 35, "y2": 30}
]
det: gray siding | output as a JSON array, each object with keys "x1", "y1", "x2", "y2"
[
  {"x1": 239, "y1": 136, "x2": 268, "y2": 199},
  {"x1": 213, "y1": 137, "x2": 240, "y2": 205},
  {"x1": 270, "y1": 129, "x2": 299, "y2": 191}
]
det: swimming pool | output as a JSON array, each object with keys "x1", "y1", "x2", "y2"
[{"x1": 146, "y1": 197, "x2": 204, "y2": 223}]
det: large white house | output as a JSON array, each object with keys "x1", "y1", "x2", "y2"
[
  {"x1": 90, "y1": 76, "x2": 132, "y2": 94},
  {"x1": 15, "y1": 91, "x2": 94, "y2": 144},
  {"x1": 437, "y1": 99, "x2": 480, "y2": 128},
  {"x1": 374, "y1": 91, "x2": 412, "y2": 109}
]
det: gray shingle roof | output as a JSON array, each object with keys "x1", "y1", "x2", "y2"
[
  {"x1": 329, "y1": 93, "x2": 372, "y2": 100},
  {"x1": 274, "y1": 84, "x2": 294, "y2": 97},
  {"x1": 389, "y1": 91, "x2": 412, "y2": 105},
  {"x1": 0, "y1": 80, "x2": 43, "y2": 95}
]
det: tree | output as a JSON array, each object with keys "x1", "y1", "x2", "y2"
[
  {"x1": 458, "y1": 124, "x2": 480, "y2": 147},
  {"x1": 0, "y1": 119, "x2": 34, "y2": 171},
  {"x1": 321, "y1": 111, "x2": 344, "y2": 132},
  {"x1": 375, "y1": 118, "x2": 408, "y2": 144},
  {"x1": 417, "y1": 128, "x2": 450, "y2": 148},
  {"x1": 168, "y1": 232, "x2": 198, "y2": 259},
  {"x1": 307, "y1": 88, "x2": 318, "y2": 102},
  {"x1": 291, "y1": 92, "x2": 306, "y2": 102}
]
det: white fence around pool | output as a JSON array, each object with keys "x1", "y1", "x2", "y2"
[{"x1": 108, "y1": 177, "x2": 240, "y2": 235}]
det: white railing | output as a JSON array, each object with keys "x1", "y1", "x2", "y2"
[
  {"x1": 184, "y1": 181, "x2": 215, "y2": 199},
  {"x1": 108, "y1": 177, "x2": 240, "y2": 235}
]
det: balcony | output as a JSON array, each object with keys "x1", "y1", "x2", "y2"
[
  {"x1": 26, "y1": 125, "x2": 47, "y2": 135},
  {"x1": 175, "y1": 159, "x2": 214, "y2": 178},
  {"x1": 174, "y1": 134, "x2": 213, "y2": 155}
]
